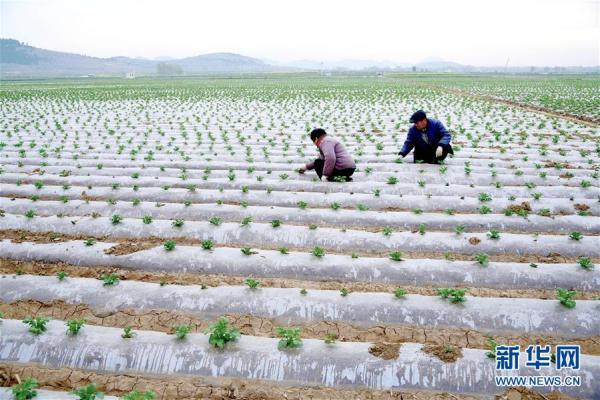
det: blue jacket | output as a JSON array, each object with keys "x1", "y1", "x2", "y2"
[{"x1": 399, "y1": 118, "x2": 452, "y2": 161}]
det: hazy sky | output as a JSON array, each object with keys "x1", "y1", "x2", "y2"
[{"x1": 1, "y1": 0, "x2": 598, "y2": 66}]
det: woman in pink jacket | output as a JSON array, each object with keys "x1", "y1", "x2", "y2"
[{"x1": 298, "y1": 128, "x2": 356, "y2": 182}]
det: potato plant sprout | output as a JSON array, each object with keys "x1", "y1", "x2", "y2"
[
  {"x1": 485, "y1": 338, "x2": 499, "y2": 359},
  {"x1": 173, "y1": 324, "x2": 193, "y2": 340},
  {"x1": 163, "y1": 240, "x2": 176, "y2": 251},
  {"x1": 437, "y1": 288, "x2": 467, "y2": 303},
  {"x1": 22, "y1": 316, "x2": 50, "y2": 335},
  {"x1": 122, "y1": 326, "x2": 136, "y2": 339},
  {"x1": 312, "y1": 246, "x2": 325, "y2": 258},
  {"x1": 121, "y1": 390, "x2": 157, "y2": 400},
  {"x1": 71, "y1": 384, "x2": 103, "y2": 399},
  {"x1": 277, "y1": 327, "x2": 302, "y2": 349},
  {"x1": 205, "y1": 317, "x2": 241, "y2": 349},
  {"x1": 11, "y1": 378, "x2": 39, "y2": 400},
  {"x1": 556, "y1": 288, "x2": 577, "y2": 309},
  {"x1": 244, "y1": 277, "x2": 261, "y2": 289},
  {"x1": 56, "y1": 271, "x2": 69, "y2": 281},
  {"x1": 324, "y1": 333, "x2": 338, "y2": 345},
  {"x1": 66, "y1": 319, "x2": 86, "y2": 335},
  {"x1": 101, "y1": 273, "x2": 120, "y2": 286}
]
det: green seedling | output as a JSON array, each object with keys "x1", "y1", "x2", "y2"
[
  {"x1": 324, "y1": 333, "x2": 338, "y2": 345},
  {"x1": 389, "y1": 251, "x2": 403, "y2": 261},
  {"x1": 172, "y1": 218, "x2": 184, "y2": 228},
  {"x1": 330, "y1": 202, "x2": 341, "y2": 210},
  {"x1": 538, "y1": 208, "x2": 551, "y2": 217},
  {"x1": 209, "y1": 216, "x2": 222, "y2": 226},
  {"x1": 201, "y1": 239, "x2": 214, "y2": 250},
  {"x1": 270, "y1": 219, "x2": 282, "y2": 227},
  {"x1": 478, "y1": 193, "x2": 492, "y2": 202},
  {"x1": 393, "y1": 287, "x2": 408, "y2": 298},
  {"x1": 56, "y1": 271, "x2": 69, "y2": 281},
  {"x1": 173, "y1": 324, "x2": 193, "y2": 340},
  {"x1": 101, "y1": 273, "x2": 119, "y2": 286},
  {"x1": 479, "y1": 205, "x2": 492, "y2": 214},
  {"x1": 111, "y1": 214, "x2": 123, "y2": 225},
  {"x1": 437, "y1": 288, "x2": 467, "y2": 303},
  {"x1": 22, "y1": 316, "x2": 50, "y2": 335},
  {"x1": 241, "y1": 247, "x2": 258, "y2": 256},
  {"x1": 444, "y1": 345, "x2": 456, "y2": 354},
  {"x1": 244, "y1": 277, "x2": 261, "y2": 289},
  {"x1": 487, "y1": 230, "x2": 500, "y2": 240},
  {"x1": 357, "y1": 203, "x2": 369, "y2": 211},
  {"x1": 340, "y1": 288, "x2": 349, "y2": 297},
  {"x1": 71, "y1": 383, "x2": 102, "y2": 400},
  {"x1": 276, "y1": 327, "x2": 302, "y2": 349},
  {"x1": 382, "y1": 226, "x2": 393, "y2": 236},
  {"x1": 121, "y1": 326, "x2": 135, "y2": 339},
  {"x1": 66, "y1": 319, "x2": 86, "y2": 335},
  {"x1": 486, "y1": 338, "x2": 499, "y2": 359},
  {"x1": 556, "y1": 288, "x2": 576, "y2": 308},
  {"x1": 142, "y1": 215, "x2": 153, "y2": 224},
  {"x1": 474, "y1": 253, "x2": 489, "y2": 265},
  {"x1": 205, "y1": 317, "x2": 240, "y2": 349},
  {"x1": 163, "y1": 240, "x2": 176, "y2": 252},
  {"x1": 312, "y1": 246, "x2": 325, "y2": 257},
  {"x1": 569, "y1": 231, "x2": 583, "y2": 241},
  {"x1": 121, "y1": 390, "x2": 156, "y2": 400},
  {"x1": 240, "y1": 216, "x2": 252, "y2": 226},
  {"x1": 11, "y1": 377, "x2": 38, "y2": 400},
  {"x1": 577, "y1": 257, "x2": 594, "y2": 270}
]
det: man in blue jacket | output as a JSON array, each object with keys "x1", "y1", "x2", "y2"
[{"x1": 398, "y1": 110, "x2": 453, "y2": 164}]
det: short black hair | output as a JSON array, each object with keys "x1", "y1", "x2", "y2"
[{"x1": 310, "y1": 128, "x2": 327, "y2": 142}]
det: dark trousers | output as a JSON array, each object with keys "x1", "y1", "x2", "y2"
[
  {"x1": 313, "y1": 159, "x2": 355, "y2": 181},
  {"x1": 413, "y1": 144, "x2": 453, "y2": 164}
]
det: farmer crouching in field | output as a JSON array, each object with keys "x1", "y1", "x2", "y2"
[
  {"x1": 398, "y1": 110, "x2": 453, "y2": 164},
  {"x1": 298, "y1": 128, "x2": 356, "y2": 181}
]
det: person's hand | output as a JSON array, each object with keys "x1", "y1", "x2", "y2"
[
  {"x1": 297, "y1": 167, "x2": 306, "y2": 174},
  {"x1": 436, "y1": 146, "x2": 444, "y2": 158}
]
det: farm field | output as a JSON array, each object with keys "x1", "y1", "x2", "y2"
[
  {"x1": 0, "y1": 75, "x2": 599, "y2": 399},
  {"x1": 397, "y1": 74, "x2": 600, "y2": 123}
]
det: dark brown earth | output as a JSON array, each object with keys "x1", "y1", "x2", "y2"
[{"x1": 421, "y1": 344, "x2": 463, "y2": 363}]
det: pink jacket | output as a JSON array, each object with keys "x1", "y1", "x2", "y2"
[{"x1": 305, "y1": 136, "x2": 355, "y2": 177}]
